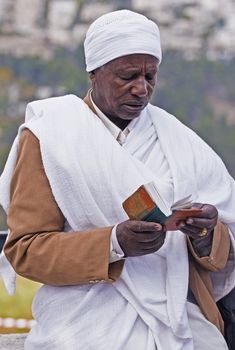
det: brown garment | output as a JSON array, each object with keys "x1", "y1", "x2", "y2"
[
  {"x1": 188, "y1": 222, "x2": 230, "y2": 334},
  {"x1": 4, "y1": 94, "x2": 230, "y2": 333},
  {"x1": 5, "y1": 127, "x2": 124, "y2": 285}
]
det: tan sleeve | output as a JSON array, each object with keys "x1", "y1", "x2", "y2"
[
  {"x1": 4, "y1": 129, "x2": 124, "y2": 285},
  {"x1": 187, "y1": 221, "x2": 230, "y2": 272},
  {"x1": 188, "y1": 255, "x2": 224, "y2": 334}
]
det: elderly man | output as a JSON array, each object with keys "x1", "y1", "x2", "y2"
[{"x1": 0, "y1": 9, "x2": 235, "y2": 350}]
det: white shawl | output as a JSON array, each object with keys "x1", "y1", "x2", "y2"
[{"x1": 0, "y1": 95, "x2": 235, "y2": 350}]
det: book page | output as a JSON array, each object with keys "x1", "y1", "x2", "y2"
[{"x1": 171, "y1": 194, "x2": 194, "y2": 210}]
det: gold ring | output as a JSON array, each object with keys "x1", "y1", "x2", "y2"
[{"x1": 199, "y1": 228, "x2": 208, "y2": 237}]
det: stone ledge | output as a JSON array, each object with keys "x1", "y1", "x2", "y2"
[{"x1": 0, "y1": 333, "x2": 27, "y2": 350}]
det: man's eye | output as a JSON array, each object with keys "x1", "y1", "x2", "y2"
[
  {"x1": 145, "y1": 74, "x2": 155, "y2": 81},
  {"x1": 120, "y1": 75, "x2": 134, "y2": 81}
]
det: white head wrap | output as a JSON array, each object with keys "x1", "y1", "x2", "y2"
[{"x1": 84, "y1": 9, "x2": 162, "y2": 72}]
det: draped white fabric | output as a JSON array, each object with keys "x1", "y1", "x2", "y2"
[{"x1": 0, "y1": 95, "x2": 235, "y2": 349}]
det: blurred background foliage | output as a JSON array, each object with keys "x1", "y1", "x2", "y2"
[{"x1": 0, "y1": 276, "x2": 41, "y2": 333}]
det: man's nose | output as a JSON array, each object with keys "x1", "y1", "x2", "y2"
[{"x1": 131, "y1": 76, "x2": 148, "y2": 97}]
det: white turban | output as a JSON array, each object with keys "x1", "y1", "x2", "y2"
[{"x1": 84, "y1": 10, "x2": 162, "y2": 72}]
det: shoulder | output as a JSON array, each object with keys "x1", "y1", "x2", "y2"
[
  {"x1": 148, "y1": 103, "x2": 191, "y2": 129},
  {"x1": 148, "y1": 103, "x2": 228, "y2": 174},
  {"x1": 17, "y1": 129, "x2": 43, "y2": 168},
  {"x1": 19, "y1": 129, "x2": 39, "y2": 149},
  {"x1": 25, "y1": 94, "x2": 80, "y2": 120},
  {"x1": 148, "y1": 103, "x2": 212, "y2": 145},
  {"x1": 148, "y1": 103, "x2": 202, "y2": 143}
]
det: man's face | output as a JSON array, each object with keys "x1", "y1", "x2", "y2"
[{"x1": 90, "y1": 54, "x2": 159, "y2": 127}]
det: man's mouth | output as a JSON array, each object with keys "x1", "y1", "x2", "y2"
[{"x1": 123, "y1": 101, "x2": 146, "y2": 112}]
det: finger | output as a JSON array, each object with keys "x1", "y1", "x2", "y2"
[
  {"x1": 180, "y1": 225, "x2": 213, "y2": 239},
  {"x1": 185, "y1": 217, "x2": 217, "y2": 230},
  {"x1": 201, "y1": 204, "x2": 218, "y2": 219},
  {"x1": 133, "y1": 231, "x2": 165, "y2": 242},
  {"x1": 140, "y1": 239, "x2": 165, "y2": 252},
  {"x1": 138, "y1": 232, "x2": 166, "y2": 244},
  {"x1": 180, "y1": 225, "x2": 198, "y2": 235},
  {"x1": 192, "y1": 203, "x2": 218, "y2": 219},
  {"x1": 180, "y1": 227, "x2": 198, "y2": 239},
  {"x1": 186, "y1": 215, "x2": 217, "y2": 224},
  {"x1": 177, "y1": 221, "x2": 213, "y2": 235},
  {"x1": 177, "y1": 220, "x2": 186, "y2": 229},
  {"x1": 129, "y1": 221, "x2": 163, "y2": 233}
]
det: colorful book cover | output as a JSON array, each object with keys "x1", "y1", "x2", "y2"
[{"x1": 122, "y1": 183, "x2": 202, "y2": 230}]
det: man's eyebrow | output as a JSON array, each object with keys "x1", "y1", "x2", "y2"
[{"x1": 115, "y1": 67, "x2": 158, "y2": 74}]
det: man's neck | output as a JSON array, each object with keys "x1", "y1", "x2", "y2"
[{"x1": 105, "y1": 116, "x2": 130, "y2": 131}]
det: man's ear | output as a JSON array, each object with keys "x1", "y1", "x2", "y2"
[{"x1": 89, "y1": 71, "x2": 96, "y2": 84}]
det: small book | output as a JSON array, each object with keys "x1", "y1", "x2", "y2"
[{"x1": 122, "y1": 182, "x2": 202, "y2": 231}]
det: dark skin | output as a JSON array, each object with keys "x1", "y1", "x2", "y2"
[
  {"x1": 90, "y1": 54, "x2": 159, "y2": 130},
  {"x1": 178, "y1": 203, "x2": 217, "y2": 257},
  {"x1": 90, "y1": 54, "x2": 218, "y2": 258}
]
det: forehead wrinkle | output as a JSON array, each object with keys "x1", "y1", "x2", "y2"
[
  {"x1": 96, "y1": 56, "x2": 159, "y2": 78},
  {"x1": 115, "y1": 64, "x2": 158, "y2": 74}
]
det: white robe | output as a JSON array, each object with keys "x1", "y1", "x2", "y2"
[{"x1": 0, "y1": 95, "x2": 235, "y2": 350}]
